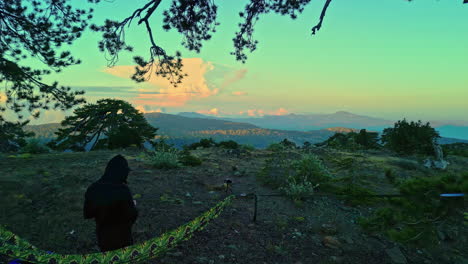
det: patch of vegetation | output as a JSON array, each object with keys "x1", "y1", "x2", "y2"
[
  {"x1": 186, "y1": 138, "x2": 217, "y2": 150},
  {"x1": 359, "y1": 172, "x2": 468, "y2": 247},
  {"x1": 20, "y1": 138, "x2": 51, "y2": 154},
  {"x1": 240, "y1": 144, "x2": 255, "y2": 151},
  {"x1": 332, "y1": 184, "x2": 379, "y2": 206},
  {"x1": 0, "y1": 119, "x2": 34, "y2": 153},
  {"x1": 391, "y1": 159, "x2": 421, "y2": 171},
  {"x1": 317, "y1": 129, "x2": 379, "y2": 150},
  {"x1": 218, "y1": 140, "x2": 239, "y2": 149},
  {"x1": 443, "y1": 143, "x2": 468, "y2": 158},
  {"x1": 266, "y1": 143, "x2": 286, "y2": 152},
  {"x1": 381, "y1": 119, "x2": 439, "y2": 155},
  {"x1": 258, "y1": 154, "x2": 330, "y2": 202},
  {"x1": 145, "y1": 148, "x2": 181, "y2": 169},
  {"x1": 385, "y1": 168, "x2": 397, "y2": 184},
  {"x1": 280, "y1": 138, "x2": 297, "y2": 149},
  {"x1": 179, "y1": 149, "x2": 202, "y2": 166}
]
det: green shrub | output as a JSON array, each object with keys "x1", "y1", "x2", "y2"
[
  {"x1": 186, "y1": 138, "x2": 217, "y2": 150},
  {"x1": 333, "y1": 184, "x2": 378, "y2": 206},
  {"x1": 150, "y1": 138, "x2": 175, "y2": 152},
  {"x1": 280, "y1": 138, "x2": 296, "y2": 149},
  {"x1": 359, "y1": 172, "x2": 468, "y2": 246},
  {"x1": 218, "y1": 140, "x2": 239, "y2": 149},
  {"x1": 258, "y1": 154, "x2": 330, "y2": 201},
  {"x1": 442, "y1": 143, "x2": 468, "y2": 158},
  {"x1": 146, "y1": 149, "x2": 181, "y2": 169},
  {"x1": 179, "y1": 150, "x2": 202, "y2": 166},
  {"x1": 381, "y1": 119, "x2": 439, "y2": 155},
  {"x1": 20, "y1": 138, "x2": 50, "y2": 154},
  {"x1": 267, "y1": 143, "x2": 285, "y2": 152},
  {"x1": 240, "y1": 144, "x2": 255, "y2": 151}
]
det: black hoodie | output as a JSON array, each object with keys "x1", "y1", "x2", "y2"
[{"x1": 83, "y1": 155, "x2": 138, "y2": 252}]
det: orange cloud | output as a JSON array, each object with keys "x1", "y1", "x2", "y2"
[
  {"x1": 104, "y1": 58, "x2": 218, "y2": 107},
  {"x1": 239, "y1": 108, "x2": 288, "y2": 117},
  {"x1": 135, "y1": 105, "x2": 163, "y2": 114},
  {"x1": 232, "y1": 91, "x2": 248, "y2": 96},
  {"x1": 197, "y1": 108, "x2": 220, "y2": 116},
  {"x1": 270, "y1": 107, "x2": 288, "y2": 116}
]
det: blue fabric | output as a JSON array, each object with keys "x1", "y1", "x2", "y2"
[{"x1": 440, "y1": 193, "x2": 465, "y2": 197}]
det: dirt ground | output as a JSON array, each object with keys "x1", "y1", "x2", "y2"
[{"x1": 0, "y1": 147, "x2": 466, "y2": 264}]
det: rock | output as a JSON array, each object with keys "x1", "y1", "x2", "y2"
[
  {"x1": 320, "y1": 224, "x2": 338, "y2": 235},
  {"x1": 329, "y1": 256, "x2": 344, "y2": 263},
  {"x1": 322, "y1": 236, "x2": 341, "y2": 249},
  {"x1": 343, "y1": 237, "x2": 354, "y2": 244},
  {"x1": 385, "y1": 246, "x2": 407, "y2": 264},
  {"x1": 233, "y1": 171, "x2": 242, "y2": 177},
  {"x1": 218, "y1": 255, "x2": 225, "y2": 259}
]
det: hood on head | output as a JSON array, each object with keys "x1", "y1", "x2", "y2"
[{"x1": 100, "y1": 154, "x2": 131, "y2": 184}]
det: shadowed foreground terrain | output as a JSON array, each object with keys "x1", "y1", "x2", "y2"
[{"x1": 0, "y1": 147, "x2": 467, "y2": 264}]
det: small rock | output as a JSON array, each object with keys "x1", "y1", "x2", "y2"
[
  {"x1": 322, "y1": 236, "x2": 341, "y2": 249},
  {"x1": 330, "y1": 256, "x2": 343, "y2": 264},
  {"x1": 218, "y1": 255, "x2": 225, "y2": 259},
  {"x1": 233, "y1": 171, "x2": 242, "y2": 177},
  {"x1": 343, "y1": 237, "x2": 354, "y2": 244},
  {"x1": 320, "y1": 224, "x2": 338, "y2": 235},
  {"x1": 248, "y1": 223, "x2": 255, "y2": 228},
  {"x1": 385, "y1": 246, "x2": 407, "y2": 264}
]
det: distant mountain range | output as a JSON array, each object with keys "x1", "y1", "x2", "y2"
[
  {"x1": 177, "y1": 111, "x2": 468, "y2": 140},
  {"x1": 24, "y1": 112, "x2": 468, "y2": 148}
]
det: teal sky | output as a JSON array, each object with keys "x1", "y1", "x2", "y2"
[{"x1": 9, "y1": 0, "x2": 468, "y2": 124}]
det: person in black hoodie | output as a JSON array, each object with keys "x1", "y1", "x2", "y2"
[{"x1": 84, "y1": 154, "x2": 138, "y2": 252}]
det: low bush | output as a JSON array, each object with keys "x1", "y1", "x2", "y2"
[
  {"x1": 146, "y1": 148, "x2": 181, "y2": 169},
  {"x1": 218, "y1": 140, "x2": 239, "y2": 149},
  {"x1": 179, "y1": 150, "x2": 202, "y2": 166},
  {"x1": 267, "y1": 143, "x2": 285, "y2": 152},
  {"x1": 359, "y1": 172, "x2": 468, "y2": 246},
  {"x1": 20, "y1": 138, "x2": 51, "y2": 154},
  {"x1": 240, "y1": 144, "x2": 255, "y2": 151},
  {"x1": 258, "y1": 154, "x2": 330, "y2": 201},
  {"x1": 186, "y1": 138, "x2": 217, "y2": 150}
]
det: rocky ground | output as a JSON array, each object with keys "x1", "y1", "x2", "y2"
[{"x1": 0, "y1": 146, "x2": 467, "y2": 264}]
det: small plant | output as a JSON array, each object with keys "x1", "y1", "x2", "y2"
[
  {"x1": 20, "y1": 138, "x2": 50, "y2": 154},
  {"x1": 146, "y1": 148, "x2": 181, "y2": 169}
]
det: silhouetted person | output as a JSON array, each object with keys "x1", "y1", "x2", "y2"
[{"x1": 84, "y1": 154, "x2": 138, "y2": 252}]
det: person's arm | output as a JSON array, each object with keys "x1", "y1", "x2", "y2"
[
  {"x1": 120, "y1": 186, "x2": 138, "y2": 225},
  {"x1": 83, "y1": 189, "x2": 96, "y2": 219}
]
